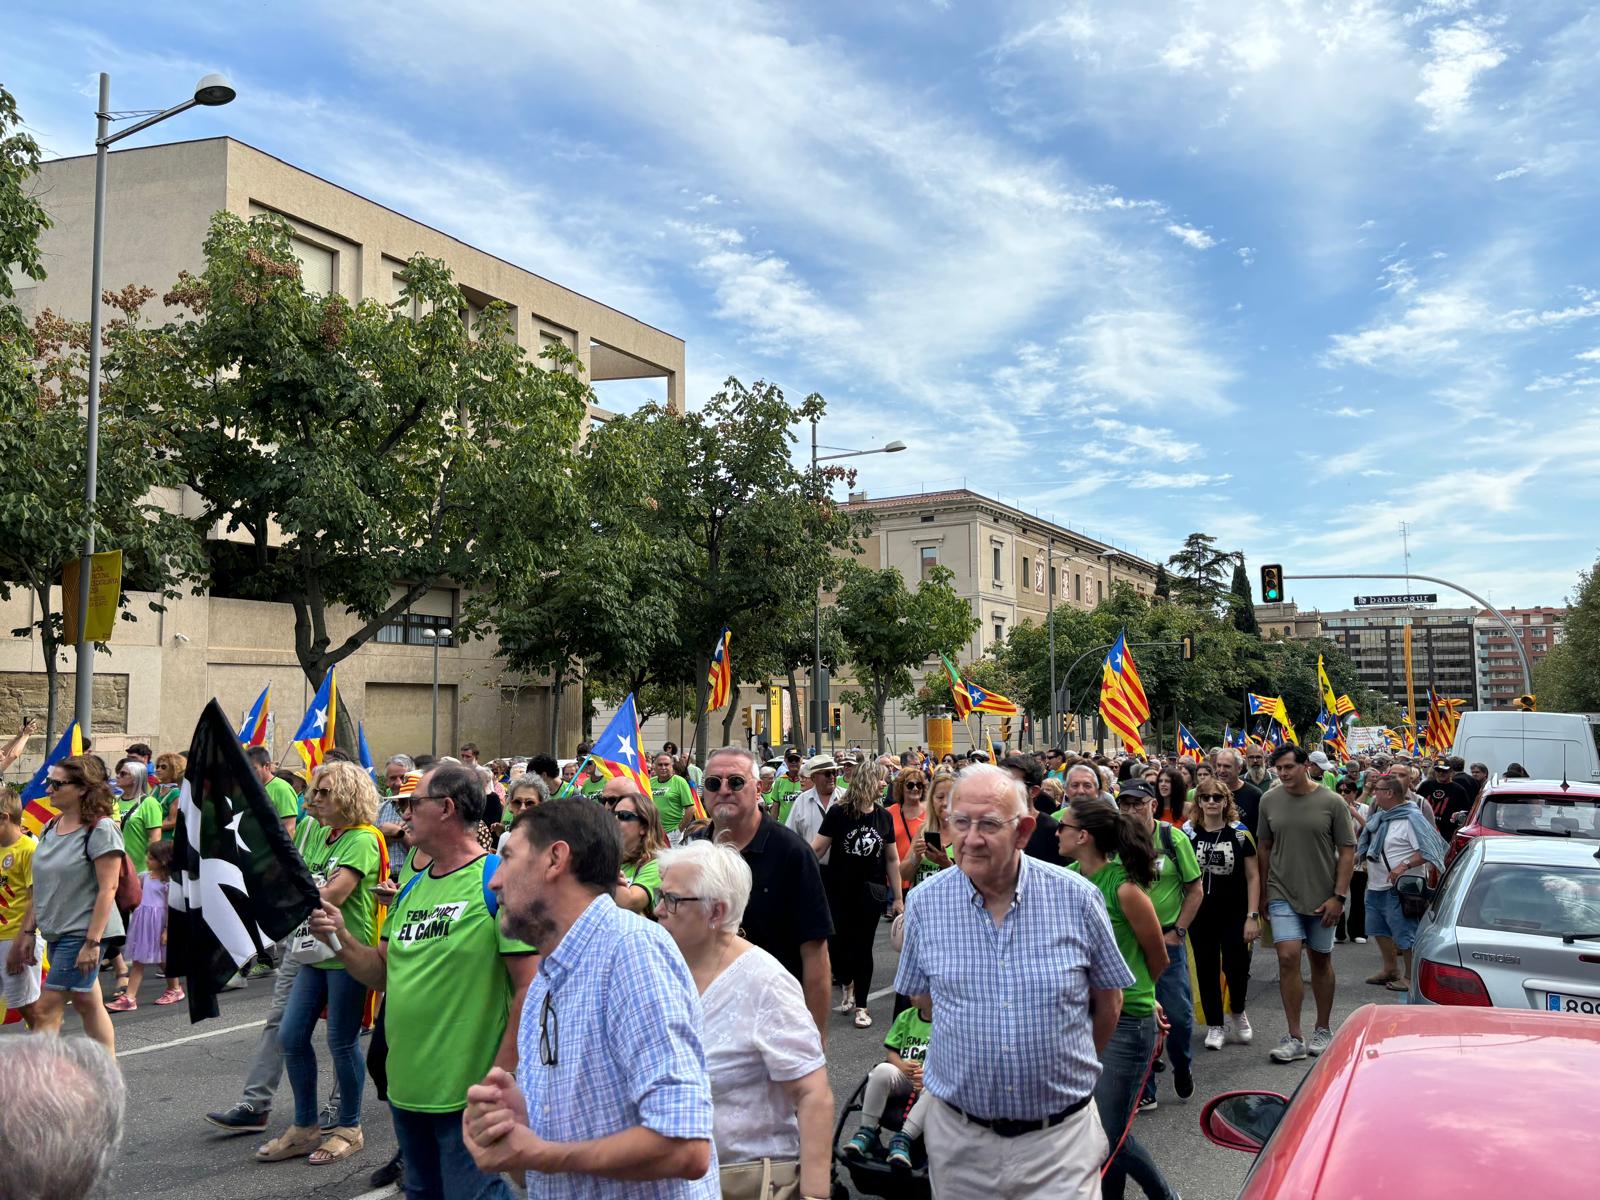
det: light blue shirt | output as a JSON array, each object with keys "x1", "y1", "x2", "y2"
[
  {"x1": 515, "y1": 893, "x2": 719, "y2": 1200},
  {"x1": 893, "y1": 853, "x2": 1134, "y2": 1121}
]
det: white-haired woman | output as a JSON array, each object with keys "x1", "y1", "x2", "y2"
[{"x1": 656, "y1": 842, "x2": 833, "y2": 1200}]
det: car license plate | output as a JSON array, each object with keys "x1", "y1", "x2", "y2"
[{"x1": 1545, "y1": 992, "x2": 1600, "y2": 1016}]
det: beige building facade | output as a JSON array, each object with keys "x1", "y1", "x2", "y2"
[{"x1": 3, "y1": 138, "x2": 685, "y2": 780}]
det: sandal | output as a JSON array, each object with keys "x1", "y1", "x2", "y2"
[
  {"x1": 255, "y1": 1125, "x2": 321, "y2": 1162},
  {"x1": 1366, "y1": 970, "x2": 1398, "y2": 986},
  {"x1": 1386, "y1": 978, "x2": 1411, "y2": 992},
  {"x1": 854, "y1": 1007, "x2": 872, "y2": 1028},
  {"x1": 309, "y1": 1126, "x2": 364, "y2": 1166}
]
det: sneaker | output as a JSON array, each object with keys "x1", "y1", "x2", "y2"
[
  {"x1": 220, "y1": 973, "x2": 245, "y2": 992},
  {"x1": 1353, "y1": 936, "x2": 1368, "y2": 944},
  {"x1": 1229, "y1": 1013, "x2": 1254, "y2": 1045},
  {"x1": 205, "y1": 1102, "x2": 270, "y2": 1134},
  {"x1": 854, "y1": 1007, "x2": 872, "y2": 1028},
  {"x1": 1204, "y1": 1026, "x2": 1225, "y2": 1050},
  {"x1": 155, "y1": 987, "x2": 185, "y2": 1005},
  {"x1": 369, "y1": 1149, "x2": 404, "y2": 1188},
  {"x1": 1269, "y1": 1035, "x2": 1308, "y2": 1063},
  {"x1": 105, "y1": 993, "x2": 137, "y2": 1013},
  {"x1": 319, "y1": 1098, "x2": 339, "y2": 1131},
  {"x1": 1307, "y1": 1027, "x2": 1334, "y2": 1056},
  {"x1": 843, "y1": 1127, "x2": 878, "y2": 1160},
  {"x1": 1174, "y1": 1065, "x2": 1194, "y2": 1101},
  {"x1": 245, "y1": 957, "x2": 276, "y2": 980},
  {"x1": 886, "y1": 1132, "x2": 913, "y2": 1169},
  {"x1": 1137, "y1": 1096, "x2": 1158, "y2": 1113}
]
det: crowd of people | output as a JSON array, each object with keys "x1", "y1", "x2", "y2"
[{"x1": 0, "y1": 719, "x2": 1490, "y2": 1198}]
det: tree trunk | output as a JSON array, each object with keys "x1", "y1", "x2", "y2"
[
  {"x1": 694, "y1": 656, "x2": 712, "y2": 761},
  {"x1": 38, "y1": 586, "x2": 60, "y2": 745},
  {"x1": 786, "y1": 667, "x2": 805, "y2": 752},
  {"x1": 549, "y1": 670, "x2": 566, "y2": 757},
  {"x1": 873, "y1": 685, "x2": 888, "y2": 755},
  {"x1": 720, "y1": 684, "x2": 741, "y2": 748}
]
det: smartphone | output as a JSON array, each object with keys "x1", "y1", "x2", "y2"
[{"x1": 925, "y1": 830, "x2": 942, "y2": 853}]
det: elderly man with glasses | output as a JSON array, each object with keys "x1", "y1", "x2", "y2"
[{"x1": 894, "y1": 764, "x2": 1132, "y2": 1199}]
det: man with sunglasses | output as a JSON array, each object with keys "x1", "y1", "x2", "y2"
[
  {"x1": 695, "y1": 747, "x2": 834, "y2": 1042},
  {"x1": 464, "y1": 797, "x2": 718, "y2": 1198},
  {"x1": 768, "y1": 749, "x2": 805, "y2": 824},
  {"x1": 785, "y1": 755, "x2": 839, "y2": 866},
  {"x1": 649, "y1": 753, "x2": 697, "y2": 842}
]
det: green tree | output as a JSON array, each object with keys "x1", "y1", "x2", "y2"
[
  {"x1": 1167, "y1": 532, "x2": 1232, "y2": 611},
  {"x1": 163, "y1": 212, "x2": 588, "y2": 746},
  {"x1": 834, "y1": 563, "x2": 978, "y2": 753},
  {"x1": 1533, "y1": 561, "x2": 1600, "y2": 712},
  {"x1": 1153, "y1": 562, "x2": 1171, "y2": 601},
  {"x1": 1228, "y1": 556, "x2": 1260, "y2": 635}
]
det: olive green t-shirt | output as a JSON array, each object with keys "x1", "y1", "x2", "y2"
[
  {"x1": 1258, "y1": 784, "x2": 1357, "y2": 916},
  {"x1": 1083, "y1": 859, "x2": 1155, "y2": 1017},
  {"x1": 303, "y1": 826, "x2": 383, "y2": 969},
  {"x1": 383, "y1": 855, "x2": 536, "y2": 1112}
]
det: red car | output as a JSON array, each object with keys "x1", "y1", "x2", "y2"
[
  {"x1": 1201, "y1": 1004, "x2": 1600, "y2": 1198},
  {"x1": 1445, "y1": 777, "x2": 1600, "y2": 865}
]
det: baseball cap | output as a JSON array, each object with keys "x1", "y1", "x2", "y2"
[{"x1": 1308, "y1": 751, "x2": 1333, "y2": 769}]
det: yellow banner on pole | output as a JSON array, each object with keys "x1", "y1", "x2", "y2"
[
  {"x1": 61, "y1": 550, "x2": 123, "y2": 644},
  {"x1": 1403, "y1": 622, "x2": 1417, "y2": 735},
  {"x1": 767, "y1": 684, "x2": 783, "y2": 743}
]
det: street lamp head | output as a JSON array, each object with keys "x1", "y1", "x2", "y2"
[
  {"x1": 1100, "y1": 548, "x2": 1121, "y2": 560},
  {"x1": 883, "y1": 440, "x2": 907, "y2": 453},
  {"x1": 193, "y1": 74, "x2": 236, "y2": 106},
  {"x1": 439, "y1": 628, "x2": 454, "y2": 639}
]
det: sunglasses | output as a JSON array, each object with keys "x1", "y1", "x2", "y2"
[
  {"x1": 614, "y1": 810, "x2": 643, "y2": 824},
  {"x1": 44, "y1": 778, "x2": 69, "y2": 790},
  {"x1": 312, "y1": 787, "x2": 334, "y2": 797},
  {"x1": 702, "y1": 775, "x2": 748, "y2": 793},
  {"x1": 903, "y1": 782, "x2": 925, "y2": 792}
]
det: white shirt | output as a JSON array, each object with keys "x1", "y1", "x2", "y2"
[
  {"x1": 785, "y1": 788, "x2": 833, "y2": 865},
  {"x1": 1365, "y1": 810, "x2": 1419, "y2": 892},
  {"x1": 700, "y1": 946, "x2": 826, "y2": 1164}
]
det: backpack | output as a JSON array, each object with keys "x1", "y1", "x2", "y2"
[
  {"x1": 392, "y1": 853, "x2": 500, "y2": 918},
  {"x1": 49, "y1": 816, "x2": 143, "y2": 911}
]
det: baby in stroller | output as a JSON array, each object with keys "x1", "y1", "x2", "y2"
[{"x1": 843, "y1": 998, "x2": 932, "y2": 1169}]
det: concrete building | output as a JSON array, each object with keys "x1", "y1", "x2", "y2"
[
  {"x1": 1257, "y1": 601, "x2": 1324, "y2": 640},
  {"x1": 3, "y1": 138, "x2": 686, "y2": 779},
  {"x1": 1319, "y1": 606, "x2": 1480, "y2": 713},
  {"x1": 1475, "y1": 606, "x2": 1565, "y2": 709}
]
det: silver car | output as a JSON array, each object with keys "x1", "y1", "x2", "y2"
[{"x1": 1410, "y1": 835, "x2": 1600, "y2": 1014}]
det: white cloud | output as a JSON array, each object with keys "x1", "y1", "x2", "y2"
[
  {"x1": 1379, "y1": 257, "x2": 1418, "y2": 295},
  {"x1": 1325, "y1": 286, "x2": 1493, "y2": 368},
  {"x1": 1071, "y1": 310, "x2": 1238, "y2": 413},
  {"x1": 1236, "y1": 246, "x2": 1256, "y2": 266},
  {"x1": 1416, "y1": 19, "x2": 1508, "y2": 128},
  {"x1": 1091, "y1": 419, "x2": 1200, "y2": 462},
  {"x1": 1128, "y1": 472, "x2": 1233, "y2": 490},
  {"x1": 1165, "y1": 223, "x2": 1217, "y2": 250},
  {"x1": 1493, "y1": 164, "x2": 1530, "y2": 181},
  {"x1": 1576, "y1": 348, "x2": 1600, "y2": 362},
  {"x1": 1323, "y1": 405, "x2": 1376, "y2": 418}
]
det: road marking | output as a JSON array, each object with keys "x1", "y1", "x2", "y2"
[
  {"x1": 116, "y1": 1018, "x2": 267, "y2": 1058},
  {"x1": 867, "y1": 986, "x2": 895, "y2": 1001},
  {"x1": 349, "y1": 1188, "x2": 399, "y2": 1200}
]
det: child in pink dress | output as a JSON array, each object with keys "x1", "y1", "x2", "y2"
[{"x1": 106, "y1": 841, "x2": 181, "y2": 1011}]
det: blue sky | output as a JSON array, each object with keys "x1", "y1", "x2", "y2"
[{"x1": 7, "y1": 0, "x2": 1600, "y2": 613}]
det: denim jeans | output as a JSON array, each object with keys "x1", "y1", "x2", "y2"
[
  {"x1": 1094, "y1": 1013, "x2": 1179, "y2": 1200},
  {"x1": 279, "y1": 964, "x2": 366, "y2": 1128},
  {"x1": 1142, "y1": 947, "x2": 1195, "y2": 1103},
  {"x1": 391, "y1": 1105, "x2": 515, "y2": 1200}
]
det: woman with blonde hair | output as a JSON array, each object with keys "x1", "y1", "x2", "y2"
[
  {"x1": 887, "y1": 766, "x2": 928, "y2": 900},
  {"x1": 614, "y1": 787, "x2": 668, "y2": 917},
  {"x1": 258, "y1": 760, "x2": 383, "y2": 1167},
  {"x1": 155, "y1": 751, "x2": 187, "y2": 842},
  {"x1": 810, "y1": 761, "x2": 901, "y2": 1028},
  {"x1": 1183, "y1": 778, "x2": 1260, "y2": 1051}
]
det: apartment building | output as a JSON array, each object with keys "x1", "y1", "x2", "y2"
[
  {"x1": 1475, "y1": 606, "x2": 1564, "y2": 709},
  {"x1": 1319, "y1": 606, "x2": 1480, "y2": 712},
  {"x1": 3, "y1": 138, "x2": 685, "y2": 774}
]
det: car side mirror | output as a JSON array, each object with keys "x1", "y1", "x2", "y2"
[{"x1": 1200, "y1": 1091, "x2": 1289, "y2": 1153}]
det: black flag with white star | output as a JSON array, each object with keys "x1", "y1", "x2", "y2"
[{"x1": 168, "y1": 699, "x2": 321, "y2": 1022}]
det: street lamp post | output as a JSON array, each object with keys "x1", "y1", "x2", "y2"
[
  {"x1": 810, "y1": 422, "x2": 906, "y2": 754},
  {"x1": 421, "y1": 627, "x2": 453, "y2": 757},
  {"x1": 72, "y1": 71, "x2": 235, "y2": 736}
]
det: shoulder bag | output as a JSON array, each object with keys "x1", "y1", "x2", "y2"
[{"x1": 719, "y1": 1157, "x2": 801, "y2": 1200}]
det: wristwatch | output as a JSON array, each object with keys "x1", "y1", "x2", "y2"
[
  {"x1": 1333, "y1": 893, "x2": 1348, "y2": 905},
  {"x1": 1247, "y1": 911, "x2": 1260, "y2": 920}
]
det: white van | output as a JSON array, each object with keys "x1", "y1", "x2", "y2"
[{"x1": 1451, "y1": 711, "x2": 1600, "y2": 781}]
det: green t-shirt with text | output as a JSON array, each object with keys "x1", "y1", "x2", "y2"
[
  {"x1": 1084, "y1": 859, "x2": 1156, "y2": 1017},
  {"x1": 651, "y1": 774, "x2": 695, "y2": 831},
  {"x1": 120, "y1": 795, "x2": 164, "y2": 875},
  {"x1": 622, "y1": 857, "x2": 662, "y2": 914},
  {"x1": 265, "y1": 777, "x2": 300, "y2": 828},
  {"x1": 382, "y1": 855, "x2": 536, "y2": 1112},
  {"x1": 1148, "y1": 822, "x2": 1203, "y2": 927},
  {"x1": 884, "y1": 1006, "x2": 933, "y2": 1062},
  {"x1": 303, "y1": 826, "x2": 383, "y2": 969},
  {"x1": 769, "y1": 776, "x2": 803, "y2": 824}
]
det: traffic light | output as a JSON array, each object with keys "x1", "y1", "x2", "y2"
[
  {"x1": 1180, "y1": 634, "x2": 1195, "y2": 661},
  {"x1": 1514, "y1": 694, "x2": 1537, "y2": 712},
  {"x1": 830, "y1": 704, "x2": 843, "y2": 736},
  {"x1": 1260, "y1": 564, "x2": 1283, "y2": 603},
  {"x1": 999, "y1": 717, "x2": 1013, "y2": 743}
]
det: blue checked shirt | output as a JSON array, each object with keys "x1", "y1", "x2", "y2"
[
  {"x1": 893, "y1": 854, "x2": 1134, "y2": 1121},
  {"x1": 515, "y1": 894, "x2": 719, "y2": 1200}
]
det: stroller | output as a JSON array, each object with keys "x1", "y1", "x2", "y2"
[{"x1": 830, "y1": 1071, "x2": 933, "y2": 1200}]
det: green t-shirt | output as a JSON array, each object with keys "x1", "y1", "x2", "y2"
[
  {"x1": 1084, "y1": 859, "x2": 1156, "y2": 1017},
  {"x1": 1147, "y1": 822, "x2": 1203, "y2": 927},
  {"x1": 621, "y1": 857, "x2": 662, "y2": 915},
  {"x1": 303, "y1": 826, "x2": 383, "y2": 970},
  {"x1": 769, "y1": 776, "x2": 803, "y2": 824},
  {"x1": 1258, "y1": 784, "x2": 1358, "y2": 916},
  {"x1": 155, "y1": 784, "x2": 180, "y2": 842},
  {"x1": 651, "y1": 775, "x2": 695, "y2": 831},
  {"x1": 120, "y1": 795, "x2": 164, "y2": 874},
  {"x1": 294, "y1": 814, "x2": 328, "y2": 861},
  {"x1": 265, "y1": 777, "x2": 299, "y2": 828},
  {"x1": 383, "y1": 855, "x2": 536, "y2": 1112},
  {"x1": 397, "y1": 844, "x2": 425, "y2": 888},
  {"x1": 884, "y1": 1006, "x2": 933, "y2": 1062}
]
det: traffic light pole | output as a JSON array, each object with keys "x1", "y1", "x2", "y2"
[{"x1": 1284, "y1": 571, "x2": 1532, "y2": 693}]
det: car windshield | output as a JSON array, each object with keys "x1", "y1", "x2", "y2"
[
  {"x1": 1480, "y1": 796, "x2": 1600, "y2": 837},
  {"x1": 1460, "y1": 863, "x2": 1600, "y2": 937}
]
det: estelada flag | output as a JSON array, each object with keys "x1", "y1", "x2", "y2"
[
  {"x1": 292, "y1": 669, "x2": 337, "y2": 770},
  {"x1": 19, "y1": 723, "x2": 83, "y2": 835},
  {"x1": 705, "y1": 627, "x2": 732, "y2": 713},
  {"x1": 169, "y1": 700, "x2": 321, "y2": 1022},
  {"x1": 237, "y1": 684, "x2": 270, "y2": 747}
]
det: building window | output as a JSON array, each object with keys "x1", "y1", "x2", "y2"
[
  {"x1": 1074, "y1": 573, "x2": 1083, "y2": 602},
  {"x1": 919, "y1": 545, "x2": 939, "y2": 580},
  {"x1": 1022, "y1": 556, "x2": 1031, "y2": 587},
  {"x1": 292, "y1": 237, "x2": 336, "y2": 296},
  {"x1": 995, "y1": 621, "x2": 1005, "y2": 643},
  {"x1": 1050, "y1": 565, "x2": 1058, "y2": 597},
  {"x1": 1097, "y1": 580, "x2": 1104, "y2": 603},
  {"x1": 378, "y1": 610, "x2": 454, "y2": 647},
  {"x1": 992, "y1": 545, "x2": 1002, "y2": 580}
]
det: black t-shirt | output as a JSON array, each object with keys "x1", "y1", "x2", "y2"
[
  {"x1": 1187, "y1": 823, "x2": 1256, "y2": 916},
  {"x1": 819, "y1": 803, "x2": 894, "y2": 902},
  {"x1": 1232, "y1": 780, "x2": 1264, "y2": 836},
  {"x1": 1419, "y1": 779, "x2": 1471, "y2": 834},
  {"x1": 1025, "y1": 811, "x2": 1066, "y2": 867},
  {"x1": 690, "y1": 815, "x2": 833, "y2": 982}
]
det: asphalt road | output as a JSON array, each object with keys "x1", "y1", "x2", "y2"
[{"x1": 8, "y1": 927, "x2": 1402, "y2": 1200}]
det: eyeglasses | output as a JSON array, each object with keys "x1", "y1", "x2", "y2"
[
  {"x1": 1057, "y1": 821, "x2": 1082, "y2": 832},
  {"x1": 312, "y1": 787, "x2": 334, "y2": 797},
  {"x1": 658, "y1": 892, "x2": 707, "y2": 915},
  {"x1": 614, "y1": 810, "x2": 643, "y2": 824},
  {"x1": 702, "y1": 775, "x2": 748, "y2": 793},
  {"x1": 509, "y1": 796, "x2": 540, "y2": 810},
  {"x1": 902, "y1": 782, "x2": 925, "y2": 793},
  {"x1": 948, "y1": 814, "x2": 1020, "y2": 837},
  {"x1": 539, "y1": 992, "x2": 558, "y2": 1067}
]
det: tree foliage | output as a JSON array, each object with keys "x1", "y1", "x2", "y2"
[
  {"x1": 1167, "y1": 532, "x2": 1233, "y2": 611},
  {"x1": 1229, "y1": 557, "x2": 1259, "y2": 635},
  {"x1": 1533, "y1": 560, "x2": 1600, "y2": 713}
]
